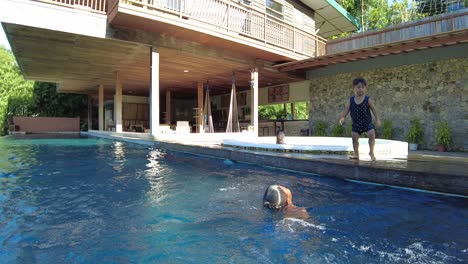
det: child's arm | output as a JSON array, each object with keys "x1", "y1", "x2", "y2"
[
  {"x1": 338, "y1": 101, "x2": 350, "y2": 125},
  {"x1": 369, "y1": 98, "x2": 381, "y2": 128}
]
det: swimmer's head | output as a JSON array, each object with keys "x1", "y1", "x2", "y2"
[{"x1": 263, "y1": 185, "x2": 287, "y2": 210}]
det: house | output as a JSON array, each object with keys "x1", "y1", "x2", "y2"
[{"x1": 0, "y1": 0, "x2": 358, "y2": 135}]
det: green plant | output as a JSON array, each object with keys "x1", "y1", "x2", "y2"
[
  {"x1": 381, "y1": 119, "x2": 393, "y2": 139},
  {"x1": 435, "y1": 121, "x2": 452, "y2": 147},
  {"x1": 406, "y1": 118, "x2": 424, "y2": 144},
  {"x1": 331, "y1": 124, "x2": 344, "y2": 137},
  {"x1": 344, "y1": 122, "x2": 352, "y2": 137},
  {"x1": 313, "y1": 121, "x2": 328, "y2": 136}
]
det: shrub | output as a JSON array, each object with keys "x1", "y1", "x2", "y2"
[
  {"x1": 406, "y1": 118, "x2": 424, "y2": 144},
  {"x1": 331, "y1": 124, "x2": 344, "y2": 137},
  {"x1": 381, "y1": 119, "x2": 394, "y2": 139},
  {"x1": 435, "y1": 121, "x2": 451, "y2": 147},
  {"x1": 344, "y1": 122, "x2": 352, "y2": 137},
  {"x1": 313, "y1": 121, "x2": 328, "y2": 136}
]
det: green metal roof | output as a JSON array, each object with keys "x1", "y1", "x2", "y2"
[{"x1": 301, "y1": 0, "x2": 360, "y2": 38}]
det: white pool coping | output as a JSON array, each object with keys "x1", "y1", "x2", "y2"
[{"x1": 222, "y1": 137, "x2": 408, "y2": 159}]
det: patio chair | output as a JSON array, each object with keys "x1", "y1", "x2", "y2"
[{"x1": 176, "y1": 121, "x2": 190, "y2": 134}]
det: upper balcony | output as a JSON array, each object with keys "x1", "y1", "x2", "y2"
[{"x1": 107, "y1": 0, "x2": 327, "y2": 62}]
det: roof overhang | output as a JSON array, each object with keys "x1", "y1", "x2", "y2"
[
  {"x1": 301, "y1": 0, "x2": 359, "y2": 38},
  {"x1": 275, "y1": 30, "x2": 468, "y2": 72}
]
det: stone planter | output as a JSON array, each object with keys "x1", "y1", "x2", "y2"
[{"x1": 436, "y1": 145, "x2": 447, "y2": 152}]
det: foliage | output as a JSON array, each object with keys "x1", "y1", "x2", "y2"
[
  {"x1": 331, "y1": 124, "x2": 345, "y2": 137},
  {"x1": 381, "y1": 119, "x2": 394, "y2": 139},
  {"x1": 294, "y1": 101, "x2": 309, "y2": 120},
  {"x1": 334, "y1": 0, "x2": 435, "y2": 36},
  {"x1": 406, "y1": 118, "x2": 424, "y2": 144},
  {"x1": 435, "y1": 121, "x2": 452, "y2": 147},
  {"x1": 313, "y1": 120, "x2": 328, "y2": 136},
  {"x1": 345, "y1": 122, "x2": 353, "y2": 137},
  {"x1": 258, "y1": 102, "x2": 308, "y2": 120},
  {"x1": 0, "y1": 47, "x2": 88, "y2": 135},
  {"x1": 259, "y1": 104, "x2": 286, "y2": 120},
  {"x1": 29, "y1": 82, "x2": 88, "y2": 118},
  {"x1": 0, "y1": 48, "x2": 35, "y2": 135}
]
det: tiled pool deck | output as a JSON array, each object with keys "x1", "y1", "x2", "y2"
[{"x1": 84, "y1": 131, "x2": 468, "y2": 197}]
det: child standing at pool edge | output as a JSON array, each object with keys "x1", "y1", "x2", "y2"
[{"x1": 338, "y1": 77, "x2": 381, "y2": 161}]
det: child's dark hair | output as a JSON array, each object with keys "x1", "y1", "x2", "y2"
[{"x1": 353, "y1": 77, "x2": 367, "y2": 86}]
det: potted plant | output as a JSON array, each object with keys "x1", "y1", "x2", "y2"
[
  {"x1": 435, "y1": 121, "x2": 451, "y2": 152},
  {"x1": 313, "y1": 121, "x2": 328, "y2": 136},
  {"x1": 406, "y1": 118, "x2": 424, "y2": 150}
]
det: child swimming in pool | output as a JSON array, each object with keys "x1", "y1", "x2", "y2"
[{"x1": 263, "y1": 185, "x2": 309, "y2": 220}]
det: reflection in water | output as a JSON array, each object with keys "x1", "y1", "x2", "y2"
[
  {"x1": 145, "y1": 149, "x2": 169, "y2": 205},
  {"x1": 111, "y1": 141, "x2": 126, "y2": 172}
]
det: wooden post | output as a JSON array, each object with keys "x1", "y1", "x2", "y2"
[
  {"x1": 98, "y1": 84, "x2": 104, "y2": 131},
  {"x1": 197, "y1": 81, "x2": 204, "y2": 133},
  {"x1": 150, "y1": 47, "x2": 160, "y2": 137},
  {"x1": 166, "y1": 90, "x2": 171, "y2": 125},
  {"x1": 250, "y1": 67, "x2": 258, "y2": 136},
  {"x1": 115, "y1": 72, "x2": 123, "y2": 133},
  {"x1": 291, "y1": 103, "x2": 295, "y2": 120}
]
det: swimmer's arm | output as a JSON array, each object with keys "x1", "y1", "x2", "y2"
[
  {"x1": 369, "y1": 98, "x2": 381, "y2": 128},
  {"x1": 339, "y1": 100, "x2": 350, "y2": 125}
]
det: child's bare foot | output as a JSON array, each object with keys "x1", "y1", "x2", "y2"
[
  {"x1": 349, "y1": 155, "x2": 359, "y2": 160},
  {"x1": 369, "y1": 153, "x2": 376, "y2": 161}
]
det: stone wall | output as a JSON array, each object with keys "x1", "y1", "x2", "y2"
[{"x1": 308, "y1": 57, "x2": 467, "y2": 151}]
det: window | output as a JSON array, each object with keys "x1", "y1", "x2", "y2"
[
  {"x1": 293, "y1": 9, "x2": 304, "y2": 26},
  {"x1": 266, "y1": 0, "x2": 283, "y2": 20}
]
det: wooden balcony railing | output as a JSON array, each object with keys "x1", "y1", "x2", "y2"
[
  {"x1": 29, "y1": 0, "x2": 327, "y2": 57},
  {"x1": 119, "y1": 0, "x2": 327, "y2": 57},
  {"x1": 32, "y1": 0, "x2": 107, "y2": 14}
]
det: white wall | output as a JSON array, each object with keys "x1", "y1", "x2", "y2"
[{"x1": 0, "y1": 0, "x2": 107, "y2": 38}]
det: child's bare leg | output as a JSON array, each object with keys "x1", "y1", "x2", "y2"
[
  {"x1": 368, "y1": 129, "x2": 376, "y2": 161},
  {"x1": 350, "y1": 132, "x2": 360, "y2": 159}
]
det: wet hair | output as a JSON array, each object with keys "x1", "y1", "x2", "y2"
[
  {"x1": 276, "y1": 130, "x2": 285, "y2": 144},
  {"x1": 263, "y1": 185, "x2": 287, "y2": 209},
  {"x1": 352, "y1": 77, "x2": 367, "y2": 86}
]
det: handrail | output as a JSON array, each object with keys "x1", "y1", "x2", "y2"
[
  {"x1": 31, "y1": 0, "x2": 107, "y2": 14},
  {"x1": 120, "y1": 0, "x2": 327, "y2": 57}
]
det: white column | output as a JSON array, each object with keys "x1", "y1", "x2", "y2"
[
  {"x1": 87, "y1": 94, "x2": 92, "y2": 131},
  {"x1": 250, "y1": 67, "x2": 258, "y2": 136},
  {"x1": 98, "y1": 84, "x2": 104, "y2": 131},
  {"x1": 115, "y1": 72, "x2": 123, "y2": 133},
  {"x1": 150, "y1": 47, "x2": 160, "y2": 137},
  {"x1": 197, "y1": 81, "x2": 204, "y2": 133}
]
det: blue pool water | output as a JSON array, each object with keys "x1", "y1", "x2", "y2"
[{"x1": 0, "y1": 137, "x2": 467, "y2": 263}]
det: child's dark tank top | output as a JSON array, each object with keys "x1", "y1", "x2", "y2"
[{"x1": 350, "y1": 96, "x2": 372, "y2": 130}]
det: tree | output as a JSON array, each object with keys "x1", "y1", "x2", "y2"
[
  {"x1": 0, "y1": 47, "x2": 34, "y2": 135},
  {"x1": 0, "y1": 47, "x2": 88, "y2": 135},
  {"x1": 29, "y1": 82, "x2": 88, "y2": 118}
]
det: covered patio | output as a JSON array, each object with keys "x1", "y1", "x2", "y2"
[{"x1": 3, "y1": 22, "x2": 304, "y2": 138}]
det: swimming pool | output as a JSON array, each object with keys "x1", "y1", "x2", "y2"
[{"x1": 0, "y1": 137, "x2": 466, "y2": 263}]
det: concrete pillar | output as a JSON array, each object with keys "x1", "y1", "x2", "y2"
[
  {"x1": 250, "y1": 68, "x2": 258, "y2": 135},
  {"x1": 98, "y1": 84, "x2": 104, "y2": 131},
  {"x1": 87, "y1": 94, "x2": 92, "y2": 131},
  {"x1": 165, "y1": 90, "x2": 171, "y2": 125},
  {"x1": 197, "y1": 81, "x2": 204, "y2": 133},
  {"x1": 115, "y1": 72, "x2": 123, "y2": 133},
  {"x1": 150, "y1": 47, "x2": 160, "y2": 136}
]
